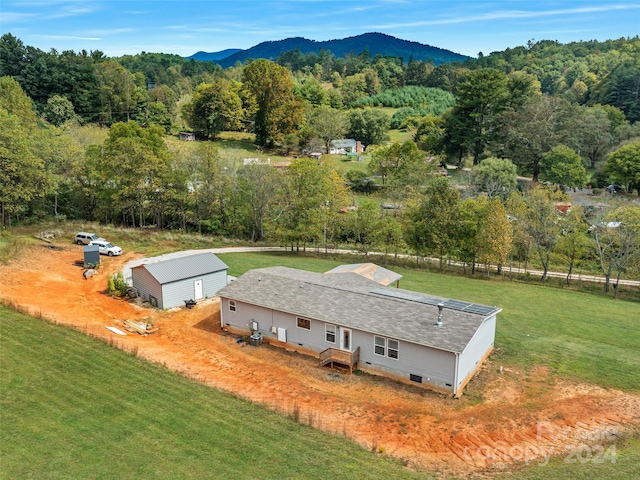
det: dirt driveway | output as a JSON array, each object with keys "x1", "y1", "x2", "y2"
[{"x1": 1, "y1": 243, "x2": 639, "y2": 477}]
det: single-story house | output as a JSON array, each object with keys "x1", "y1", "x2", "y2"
[
  {"x1": 132, "y1": 252, "x2": 228, "y2": 309},
  {"x1": 329, "y1": 139, "x2": 364, "y2": 155},
  {"x1": 217, "y1": 265, "x2": 500, "y2": 396},
  {"x1": 179, "y1": 132, "x2": 196, "y2": 141}
]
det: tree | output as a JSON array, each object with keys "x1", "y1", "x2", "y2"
[
  {"x1": 99, "y1": 122, "x2": 173, "y2": 227},
  {"x1": 348, "y1": 108, "x2": 390, "y2": 146},
  {"x1": 540, "y1": 145, "x2": 587, "y2": 190},
  {"x1": 345, "y1": 170, "x2": 375, "y2": 194},
  {"x1": 308, "y1": 105, "x2": 349, "y2": 153},
  {"x1": 605, "y1": 142, "x2": 640, "y2": 194},
  {"x1": 569, "y1": 105, "x2": 614, "y2": 169},
  {"x1": 444, "y1": 68, "x2": 510, "y2": 165},
  {"x1": 476, "y1": 197, "x2": 513, "y2": 274},
  {"x1": 368, "y1": 140, "x2": 431, "y2": 187},
  {"x1": 348, "y1": 198, "x2": 380, "y2": 254},
  {"x1": 587, "y1": 204, "x2": 640, "y2": 297},
  {"x1": 43, "y1": 94, "x2": 76, "y2": 126},
  {"x1": 455, "y1": 196, "x2": 512, "y2": 274},
  {"x1": 294, "y1": 76, "x2": 327, "y2": 106},
  {"x1": 341, "y1": 73, "x2": 368, "y2": 105},
  {"x1": 0, "y1": 77, "x2": 45, "y2": 226},
  {"x1": 506, "y1": 71, "x2": 541, "y2": 109},
  {"x1": 242, "y1": 59, "x2": 304, "y2": 147},
  {"x1": 181, "y1": 142, "x2": 238, "y2": 235},
  {"x1": 94, "y1": 61, "x2": 145, "y2": 124},
  {"x1": 374, "y1": 212, "x2": 406, "y2": 260},
  {"x1": 271, "y1": 158, "x2": 348, "y2": 250},
  {"x1": 554, "y1": 206, "x2": 590, "y2": 285},
  {"x1": 404, "y1": 176, "x2": 460, "y2": 268},
  {"x1": 413, "y1": 114, "x2": 445, "y2": 153},
  {"x1": 469, "y1": 157, "x2": 518, "y2": 200},
  {"x1": 237, "y1": 163, "x2": 282, "y2": 242},
  {"x1": 518, "y1": 187, "x2": 565, "y2": 281},
  {"x1": 405, "y1": 59, "x2": 433, "y2": 87},
  {"x1": 182, "y1": 79, "x2": 244, "y2": 139},
  {"x1": 501, "y1": 95, "x2": 567, "y2": 181}
]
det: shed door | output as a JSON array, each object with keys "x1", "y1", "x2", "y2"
[{"x1": 194, "y1": 279, "x2": 203, "y2": 300}]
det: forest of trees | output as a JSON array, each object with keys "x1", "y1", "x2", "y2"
[{"x1": 1, "y1": 33, "x2": 639, "y2": 292}]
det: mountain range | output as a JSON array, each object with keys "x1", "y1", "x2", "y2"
[{"x1": 187, "y1": 32, "x2": 469, "y2": 67}]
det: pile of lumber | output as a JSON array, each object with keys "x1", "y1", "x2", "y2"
[{"x1": 122, "y1": 319, "x2": 158, "y2": 336}]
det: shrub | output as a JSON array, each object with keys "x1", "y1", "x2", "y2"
[{"x1": 107, "y1": 272, "x2": 129, "y2": 297}]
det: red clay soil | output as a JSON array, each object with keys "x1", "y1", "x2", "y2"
[{"x1": 1, "y1": 244, "x2": 639, "y2": 477}]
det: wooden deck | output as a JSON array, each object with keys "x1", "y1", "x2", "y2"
[{"x1": 318, "y1": 346, "x2": 360, "y2": 373}]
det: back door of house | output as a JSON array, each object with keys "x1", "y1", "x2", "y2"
[
  {"x1": 340, "y1": 328, "x2": 352, "y2": 351},
  {"x1": 194, "y1": 279, "x2": 203, "y2": 300}
]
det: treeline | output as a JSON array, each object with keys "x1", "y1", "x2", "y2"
[
  {"x1": 2, "y1": 33, "x2": 639, "y2": 124},
  {"x1": 467, "y1": 38, "x2": 640, "y2": 123},
  {"x1": 1, "y1": 73, "x2": 638, "y2": 294}
]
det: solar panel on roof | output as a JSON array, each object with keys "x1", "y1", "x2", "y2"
[
  {"x1": 371, "y1": 288, "x2": 498, "y2": 317},
  {"x1": 444, "y1": 299, "x2": 472, "y2": 310},
  {"x1": 464, "y1": 305, "x2": 497, "y2": 315}
]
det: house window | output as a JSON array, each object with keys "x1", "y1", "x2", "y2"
[
  {"x1": 229, "y1": 300, "x2": 236, "y2": 312},
  {"x1": 296, "y1": 317, "x2": 311, "y2": 330},
  {"x1": 388, "y1": 339, "x2": 399, "y2": 359},
  {"x1": 325, "y1": 324, "x2": 336, "y2": 343},
  {"x1": 374, "y1": 336, "x2": 399, "y2": 360}
]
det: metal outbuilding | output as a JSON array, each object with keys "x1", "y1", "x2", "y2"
[{"x1": 131, "y1": 252, "x2": 228, "y2": 309}]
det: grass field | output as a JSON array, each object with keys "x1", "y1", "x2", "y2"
[{"x1": 0, "y1": 307, "x2": 429, "y2": 480}]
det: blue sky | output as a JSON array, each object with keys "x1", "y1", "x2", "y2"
[{"x1": 2, "y1": 1, "x2": 639, "y2": 58}]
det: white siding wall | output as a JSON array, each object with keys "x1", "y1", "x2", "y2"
[
  {"x1": 220, "y1": 300, "x2": 332, "y2": 351},
  {"x1": 355, "y1": 329, "x2": 456, "y2": 392},
  {"x1": 131, "y1": 268, "x2": 163, "y2": 307},
  {"x1": 220, "y1": 299, "x2": 457, "y2": 392},
  {"x1": 456, "y1": 315, "x2": 496, "y2": 390},
  {"x1": 161, "y1": 271, "x2": 227, "y2": 309}
]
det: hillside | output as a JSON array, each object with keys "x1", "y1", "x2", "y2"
[
  {"x1": 191, "y1": 32, "x2": 469, "y2": 67},
  {"x1": 187, "y1": 48, "x2": 242, "y2": 61}
]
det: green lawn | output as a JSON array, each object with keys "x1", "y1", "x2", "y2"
[{"x1": 0, "y1": 307, "x2": 428, "y2": 480}]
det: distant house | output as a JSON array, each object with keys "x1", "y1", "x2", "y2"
[
  {"x1": 243, "y1": 158, "x2": 271, "y2": 166},
  {"x1": 179, "y1": 132, "x2": 196, "y2": 141},
  {"x1": 132, "y1": 252, "x2": 228, "y2": 309},
  {"x1": 329, "y1": 139, "x2": 364, "y2": 155},
  {"x1": 217, "y1": 265, "x2": 500, "y2": 396}
]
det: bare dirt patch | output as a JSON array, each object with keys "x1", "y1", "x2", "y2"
[{"x1": 1, "y1": 244, "x2": 639, "y2": 477}]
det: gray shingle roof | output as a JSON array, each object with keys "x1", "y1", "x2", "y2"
[
  {"x1": 331, "y1": 139, "x2": 357, "y2": 149},
  {"x1": 217, "y1": 266, "x2": 500, "y2": 353},
  {"x1": 133, "y1": 252, "x2": 228, "y2": 284}
]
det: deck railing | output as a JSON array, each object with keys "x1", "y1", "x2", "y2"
[{"x1": 318, "y1": 346, "x2": 360, "y2": 373}]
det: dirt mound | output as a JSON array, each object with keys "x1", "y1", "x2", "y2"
[{"x1": 1, "y1": 244, "x2": 638, "y2": 477}]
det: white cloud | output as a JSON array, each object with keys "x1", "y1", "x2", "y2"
[{"x1": 372, "y1": 3, "x2": 640, "y2": 29}]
